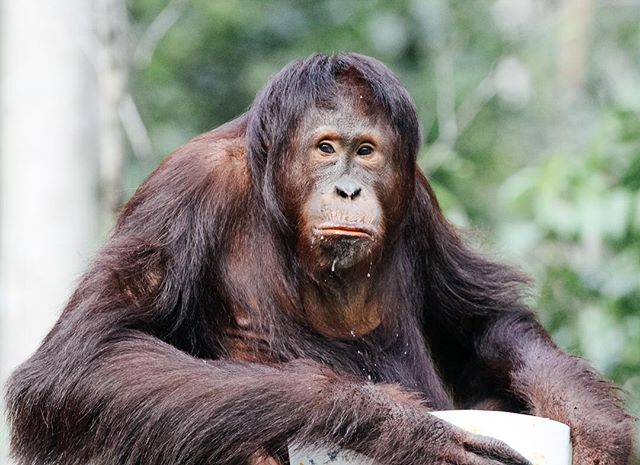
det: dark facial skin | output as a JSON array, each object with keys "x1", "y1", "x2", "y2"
[
  {"x1": 286, "y1": 97, "x2": 406, "y2": 338},
  {"x1": 293, "y1": 100, "x2": 400, "y2": 278}
]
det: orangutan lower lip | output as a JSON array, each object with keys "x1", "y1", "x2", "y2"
[{"x1": 315, "y1": 224, "x2": 374, "y2": 239}]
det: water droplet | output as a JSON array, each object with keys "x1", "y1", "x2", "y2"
[
  {"x1": 350, "y1": 330, "x2": 356, "y2": 337},
  {"x1": 367, "y1": 374, "x2": 372, "y2": 381},
  {"x1": 403, "y1": 351, "x2": 408, "y2": 356},
  {"x1": 331, "y1": 259, "x2": 337, "y2": 272},
  {"x1": 366, "y1": 273, "x2": 371, "y2": 278}
]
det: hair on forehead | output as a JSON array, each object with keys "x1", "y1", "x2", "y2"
[
  {"x1": 246, "y1": 53, "x2": 421, "y2": 173},
  {"x1": 314, "y1": 67, "x2": 382, "y2": 118}
]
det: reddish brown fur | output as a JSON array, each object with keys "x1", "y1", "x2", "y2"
[{"x1": 5, "y1": 53, "x2": 635, "y2": 465}]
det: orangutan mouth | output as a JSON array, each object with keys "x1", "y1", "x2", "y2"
[{"x1": 314, "y1": 223, "x2": 374, "y2": 239}]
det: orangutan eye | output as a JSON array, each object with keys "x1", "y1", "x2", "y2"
[
  {"x1": 357, "y1": 145, "x2": 374, "y2": 156},
  {"x1": 318, "y1": 142, "x2": 335, "y2": 154}
]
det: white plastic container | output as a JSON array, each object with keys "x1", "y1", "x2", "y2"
[
  {"x1": 289, "y1": 410, "x2": 572, "y2": 465},
  {"x1": 431, "y1": 410, "x2": 572, "y2": 465}
]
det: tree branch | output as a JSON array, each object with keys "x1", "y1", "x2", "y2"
[
  {"x1": 133, "y1": 0, "x2": 190, "y2": 69},
  {"x1": 119, "y1": 93, "x2": 153, "y2": 160}
]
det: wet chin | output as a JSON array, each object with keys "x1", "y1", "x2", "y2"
[{"x1": 319, "y1": 237, "x2": 372, "y2": 271}]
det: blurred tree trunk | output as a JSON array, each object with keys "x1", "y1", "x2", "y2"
[
  {"x1": 557, "y1": 0, "x2": 594, "y2": 98},
  {"x1": 96, "y1": 0, "x2": 128, "y2": 229},
  {"x1": 0, "y1": 0, "x2": 127, "y2": 457}
]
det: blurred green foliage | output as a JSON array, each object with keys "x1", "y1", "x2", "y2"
[{"x1": 128, "y1": 0, "x2": 640, "y2": 456}]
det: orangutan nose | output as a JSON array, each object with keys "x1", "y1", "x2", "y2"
[{"x1": 335, "y1": 178, "x2": 362, "y2": 200}]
